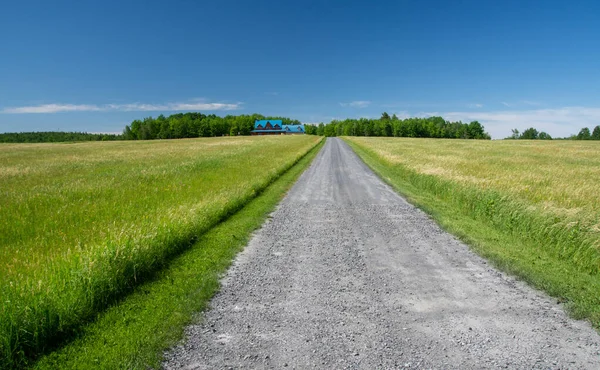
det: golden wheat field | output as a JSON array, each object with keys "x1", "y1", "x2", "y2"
[{"x1": 347, "y1": 137, "x2": 600, "y2": 234}]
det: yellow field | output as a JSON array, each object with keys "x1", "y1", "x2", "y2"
[
  {"x1": 345, "y1": 136, "x2": 600, "y2": 278},
  {"x1": 347, "y1": 137, "x2": 600, "y2": 241}
]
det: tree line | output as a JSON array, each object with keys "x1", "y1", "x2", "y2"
[
  {"x1": 0, "y1": 131, "x2": 121, "y2": 143},
  {"x1": 308, "y1": 113, "x2": 491, "y2": 139},
  {"x1": 4, "y1": 112, "x2": 598, "y2": 143},
  {"x1": 0, "y1": 114, "x2": 303, "y2": 143},
  {"x1": 507, "y1": 125, "x2": 600, "y2": 140},
  {"x1": 122, "y1": 113, "x2": 301, "y2": 140},
  {"x1": 573, "y1": 126, "x2": 600, "y2": 140}
]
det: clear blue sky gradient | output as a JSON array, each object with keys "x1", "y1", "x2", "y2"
[{"x1": 1, "y1": 0, "x2": 599, "y2": 138}]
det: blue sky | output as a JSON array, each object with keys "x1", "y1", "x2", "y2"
[{"x1": 1, "y1": 0, "x2": 599, "y2": 138}]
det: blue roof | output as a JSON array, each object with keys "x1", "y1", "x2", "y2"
[
  {"x1": 254, "y1": 120, "x2": 283, "y2": 129},
  {"x1": 252, "y1": 120, "x2": 305, "y2": 133},
  {"x1": 283, "y1": 124, "x2": 305, "y2": 133}
]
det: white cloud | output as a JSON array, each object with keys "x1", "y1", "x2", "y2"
[
  {"x1": 1, "y1": 100, "x2": 242, "y2": 114},
  {"x1": 392, "y1": 111, "x2": 411, "y2": 119},
  {"x1": 340, "y1": 100, "x2": 371, "y2": 108},
  {"x1": 521, "y1": 100, "x2": 542, "y2": 106},
  {"x1": 467, "y1": 103, "x2": 483, "y2": 108},
  {"x1": 428, "y1": 106, "x2": 600, "y2": 139},
  {"x1": 380, "y1": 102, "x2": 443, "y2": 109},
  {"x1": 2, "y1": 104, "x2": 103, "y2": 114},
  {"x1": 500, "y1": 101, "x2": 543, "y2": 108}
]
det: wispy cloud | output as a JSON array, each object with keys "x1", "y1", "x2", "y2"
[
  {"x1": 380, "y1": 102, "x2": 446, "y2": 109},
  {"x1": 3, "y1": 104, "x2": 104, "y2": 114},
  {"x1": 340, "y1": 100, "x2": 371, "y2": 108},
  {"x1": 467, "y1": 103, "x2": 483, "y2": 108},
  {"x1": 521, "y1": 100, "x2": 542, "y2": 106},
  {"x1": 500, "y1": 100, "x2": 542, "y2": 108},
  {"x1": 425, "y1": 106, "x2": 600, "y2": 139},
  {"x1": 1, "y1": 100, "x2": 242, "y2": 114}
]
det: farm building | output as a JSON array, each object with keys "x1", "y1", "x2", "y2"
[
  {"x1": 251, "y1": 120, "x2": 305, "y2": 135},
  {"x1": 284, "y1": 125, "x2": 305, "y2": 134}
]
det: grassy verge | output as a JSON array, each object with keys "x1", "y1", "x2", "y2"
[
  {"x1": 0, "y1": 136, "x2": 321, "y2": 368},
  {"x1": 344, "y1": 137, "x2": 600, "y2": 330},
  {"x1": 31, "y1": 138, "x2": 324, "y2": 369}
]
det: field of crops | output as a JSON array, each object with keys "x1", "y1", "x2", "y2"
[
  {"x1": 0, "y1": 135, "x2": 321, "y2": 366},
  {"x1": 345, "y1": 137, "x2": 600, "y2": 326}
]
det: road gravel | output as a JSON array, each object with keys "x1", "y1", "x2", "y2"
[{"x1": 164, "y1": 138, "x2": 600, "y2": 369}]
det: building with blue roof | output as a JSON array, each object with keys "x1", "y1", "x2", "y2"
[
  {"x1": 251, "y1": 120, "x2": 305, "y2": 135},
  {"x1": 283, "y1": 124, "x2": 305, "y2": 134}
]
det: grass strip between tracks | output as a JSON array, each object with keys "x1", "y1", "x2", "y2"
[
  {"x1": 344, "y1": 138, "x2": 600, "y2": 332},
  {"x1": 31, "y1": 139, "x2": 324, "y2": 369}
]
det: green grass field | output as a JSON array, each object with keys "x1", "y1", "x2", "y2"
[
  {"x1": 0, "y1": 136, "x2": 321, "y2": 368},
  {"x1": 345, "y1": 137, "x2": 600, "y2": 328},
  {"x1": 32, "y1": 138, "x2": 325, "y2": 369}
]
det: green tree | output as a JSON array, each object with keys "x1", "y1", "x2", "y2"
[
  {"x1": 324, "y1": 123, "x2": 336, "y2": 137},
  {"x1": 316, "y1": 123, "x2": 325, "y2": 136},
  {"x1": 520, "y1": 127, "x2": 539, "y2": 140},
  {"x1": 577, "y1": 127, "x2": 591, "y2": 140},
  {"x1": 123, "y1": 126, "x2": 134, "y2": 140},
  {"x1": 510, "y1": 129, "x2": 520, "y2": 139},
  {"x1": 157, "y1": 120, "x2": 172, "y2": 139},
  {"x1": 382, "y1": 120, "x2": 392, "y2": 136},
  {"x1": 305, "y1": 124, "x2": 318, "y2": 135},
  {"x1": 467, "y1": 121, "x2": 485, "y2": 139},
  {"x1": 591, "y1": 125, "x2": 600, "y2": 140},
  {"x1": 129, "y1": 119, "x2": 142, "y2": 139}
]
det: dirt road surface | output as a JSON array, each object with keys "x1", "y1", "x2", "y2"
[{"x1": 164, "y1": 138, "x2": 600, "y2": 369}]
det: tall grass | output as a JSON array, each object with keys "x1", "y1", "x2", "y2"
[
  {"x1": 345, "y1": 137, "x2": 600, "y2": 330},
  {"x1": 0, "y1": 136, "x2": 321, "y2": 368},
  {"x1": 345, "y1": 137, "x2": 600, "y2": 275},
  {"x1": 31, "y1": 138, "x2": 325, "y2": 370}
]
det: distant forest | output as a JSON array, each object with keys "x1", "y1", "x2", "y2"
[
  {"x1": 313, "y1": 113, "x2": 491, "y2": 139},
  {"x1": 507, "y1": 126, "x2": 600, "y2": 140},
  {"x1": 2, "y1": 112, "x2": 599, "y2": 142},
  {"x1": 0, "y1": 131, "x2": 121, "y2": 143},
  {"x1": 111, "y1": 112, "x2": 493, "y2": 140},
  {"x1": 122, "y1": 113, "x2": 301, "y2": 140}
]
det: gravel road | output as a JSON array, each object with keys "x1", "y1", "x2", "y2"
[{"x1": 164, "y1": 138, "x2": 600, "y2": 369}]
